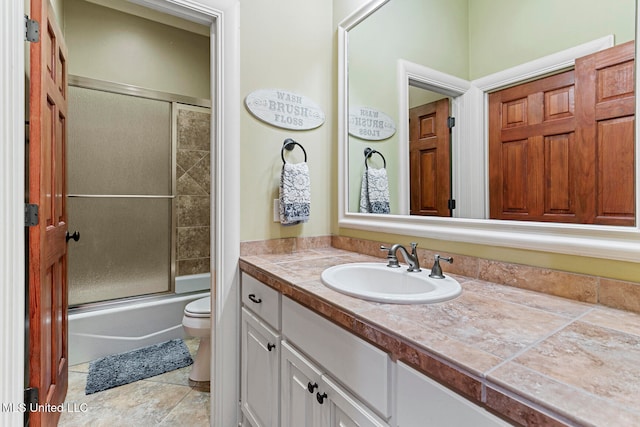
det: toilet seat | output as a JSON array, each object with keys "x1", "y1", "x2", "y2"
[{"x1": 184, "y1": 296, "x2": 211, "y2": 318}]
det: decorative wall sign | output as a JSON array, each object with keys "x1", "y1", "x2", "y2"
[
  {"x1": 349, "y1": 106, "x2": 396, "y2": 140},
  {"x1": 245, "y1": 89, "x2": 325, "y2": 130}
]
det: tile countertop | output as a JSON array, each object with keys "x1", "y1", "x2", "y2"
[{"x1": 238, "y1": 247, "x2": 640, "y2": 427}]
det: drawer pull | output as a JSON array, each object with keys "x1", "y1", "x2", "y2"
[
  {"x1": 316, "y1": 392, "x2": 327, "y2": 404},
  {"x1": 248, "y1": 294, "x2": 262, "y2": 304},
  {"x1": 307, "y1": 382, "x2": 318, "y2": 393},
  {"x1": 267, "y1": 342, "x2": 276, "y2": 352}
]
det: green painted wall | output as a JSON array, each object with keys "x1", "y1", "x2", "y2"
[
  {"x1": 239, "y1": 0, "x2": 334, "y2": 242},
  {"x1": 469, "y1": 0, "x2": 635, "y2": 79}
]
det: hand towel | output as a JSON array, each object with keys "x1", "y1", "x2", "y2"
[
  {"x1": 359, "y1": 167, "x2": 390, "y2": 214},
  {"x1": 279, "y1": 162, "x2": 311, "y2": 225}
]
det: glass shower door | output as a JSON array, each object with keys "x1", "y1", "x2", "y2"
[{"x1": 67, "y1": 85, "x2": 173, "y2": 306}]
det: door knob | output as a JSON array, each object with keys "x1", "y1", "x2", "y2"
[{"x1": 66, "y1": 231, "x2": 80, "y2": 242}]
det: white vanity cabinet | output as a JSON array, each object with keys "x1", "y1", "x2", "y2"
[
  {"x1": 322, "y1": 373, "x2": 390, "y2": 427},
  {"x1": 282, "y1": 297, "x2": 391, "y2": 427},
  {"x1": 280, "y1": 341, "x2": 323, "y2": 426},
  {"x1": 240, "y1": 273, "x2": 282, "y2": 427},
  {"x1": 240, "y1": 272, "x2": 512, "y2": 427},
  {"x1": 282, "y1": 335, "x2": 390, "y2": 427},
  {"x1": 396, "y1": 362, "x2": 510, "y2": 427}
]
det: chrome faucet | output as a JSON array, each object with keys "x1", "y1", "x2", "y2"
[
  {"x1": 380, "y1": 243, "x2": 421, "y2": 272},
  {"x1": 429, "y1": 254, "x2": 453, "y2": 279}
]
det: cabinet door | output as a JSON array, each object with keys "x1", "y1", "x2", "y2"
[
  {"x1": 281, "y1": 341, "x2": 323, "y2": 427},
  {"x1": 283, "y1": 297, "x2": 391, "y2": 418},
  {"x1": 241, "y1": 307, "x2": 280, "y2": 427},
  {"x1": 321, "y1": 375, "x2": 389, "y2": 427},
  {"x1": 397, "y1": 362, "x2": 510, "y2": 427}
]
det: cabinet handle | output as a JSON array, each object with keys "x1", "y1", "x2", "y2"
[
  {"x1": 66, "y1": 230, "x2": 80, "y2": 242},
  {"x1": 307, "y1": 382, "x2": 318, "y2": 393},
  {"x1": 267, "y1": 343, "x2": 276, "y2": 351},
  {"x1": 248, "y1": 294, "x2": 262, "y2": 304},
  {"x1": 316, "y1": 392, "x2": 327, "y2": 404}
]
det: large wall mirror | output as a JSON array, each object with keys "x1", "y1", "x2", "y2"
[{"x1": 338, "y1": 0, "x2": 640, "y2": 261}]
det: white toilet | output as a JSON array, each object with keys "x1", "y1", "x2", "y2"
[{"x1": 182, "y1": 296, "x2": 211, "y2": 383}]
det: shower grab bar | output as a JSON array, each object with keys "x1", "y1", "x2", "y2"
[{"x1": 67, "y1": 194, "x2": 175, "y2": 199}]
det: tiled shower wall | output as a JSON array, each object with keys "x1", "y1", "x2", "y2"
[{"x1": 176, "y1": 106, "x2": 211, "y2": 276}]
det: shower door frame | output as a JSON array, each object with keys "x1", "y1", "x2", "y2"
[{"x1": 67, "y1": 75, "x2": 212, "y2": 307}]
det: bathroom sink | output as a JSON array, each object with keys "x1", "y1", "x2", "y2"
[{"x1": 320, "y1": 263, "x2": 462, "y2": 304}]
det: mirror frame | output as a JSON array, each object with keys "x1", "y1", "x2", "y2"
[{"x1": 338, "y1": 0, "x2": 640, "y2": 262}]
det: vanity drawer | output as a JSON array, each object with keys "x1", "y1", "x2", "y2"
[
  {"x1": 282, "y1": 296, "x2": 391, "y2": 419},
  {"x1": 241, "y1": 273, "x2": 281, "y2": 330}
]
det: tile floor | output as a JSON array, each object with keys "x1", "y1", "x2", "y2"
[{"x1": 59, "y1": 337, "x2": 210, "y2": 427}]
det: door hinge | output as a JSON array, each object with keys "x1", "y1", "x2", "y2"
[
  {"x1": 25, "y1": 204, "x2": 39, "y2": 227},
  {"x1": 447, "y1": 116, "x2": 455, "y2": 129},
  {"x1": 448, "y1": 199, "x2": 456, "y2": 210},
  {"x1": 24, "y1": 387, "x2": 38, "y2": 408},
  {"x1": 25, "y1": 15, "x2": 40, "y2": 43}
]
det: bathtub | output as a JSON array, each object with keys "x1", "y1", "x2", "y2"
[
  {"x1": 68, "y1": 273, "x2": 211, "y2": 365},
  {"x1": 175, "y1": 272, "x2": 211, "y2": 294}
]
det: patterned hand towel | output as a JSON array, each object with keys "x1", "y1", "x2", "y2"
[
  {"x1": 359, "y1": 167, "x2": 390, "y2": 214},
  {"x1": 279, "y1": 162, "x2": 311, "y2": 225}
]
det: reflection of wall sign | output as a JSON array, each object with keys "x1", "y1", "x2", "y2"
[
  {"x1": 349, "y1": 106, "x2": 396, "y2": 141},
  {"x1": 245, "y1": 89, "x2": 325, "y2": 130}
]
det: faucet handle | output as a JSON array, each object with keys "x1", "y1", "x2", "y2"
[
  {"x1": 435, "y1": 254, "x2": 453, "y2": 264},
  {"x1": 380, "y1": 245, "x2": 390, "y2": 252},
  {"x1": 409, "y1": 242, "x2": 418, "y2": 254},
  {"x1": 429, "y1": 254, "x2": 453, "y2": 279}
]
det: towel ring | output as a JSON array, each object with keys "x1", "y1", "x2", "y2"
[
  {"x1": 364, "y1": 147, "x2": 386, "y2": 169},
  {"x1": 281, "y1": 138, "x2": 307, "y2": 164}
]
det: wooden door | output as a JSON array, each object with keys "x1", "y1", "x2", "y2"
[
  {"x1": 575, "y1": 40, "x2": 635, "y2": 226},
  {"x1": 409, "y1": 98, "x2": 451, "y2": 216},
  {"x1": 488, "y1": 70, "x2": 577, "y2": 222},
  {"x1": 28, "y1": 0, "x2": 69, "y2": 425},
  {"x1": 488, "y1": 41, "x2": 635, "y2": 225}
]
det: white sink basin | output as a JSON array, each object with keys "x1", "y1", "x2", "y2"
[{"x1": 320, "y1": 263, "x2": 462, "y2": 304}]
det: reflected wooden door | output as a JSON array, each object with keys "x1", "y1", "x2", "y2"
[
  {"x1": 488, "y1": 41, "x2": 634, "y2": 225},
  {"x1": 575, "y1": 40, "x2": 635, "y2": 226},
  {"x1": 488, "y1": 70, "x2": 577, "y2": 222},
  {"x1": 409, "y1": 98, "x2": 451, "y2": 216},
  {"x1": 28, "y1": 0, "x2": 69, "y2": 425}
]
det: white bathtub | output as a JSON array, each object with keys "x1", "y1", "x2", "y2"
[
  {"x1": 68, "y1": 274, "x2": 211, "y2": 365},
  {"x1": 175, "y1": 272, "x2": 211, "y2": 294}
]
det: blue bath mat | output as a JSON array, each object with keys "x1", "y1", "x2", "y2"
[{"x1": 85, "y1": 338, "x2": 193, "y2": 395}]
